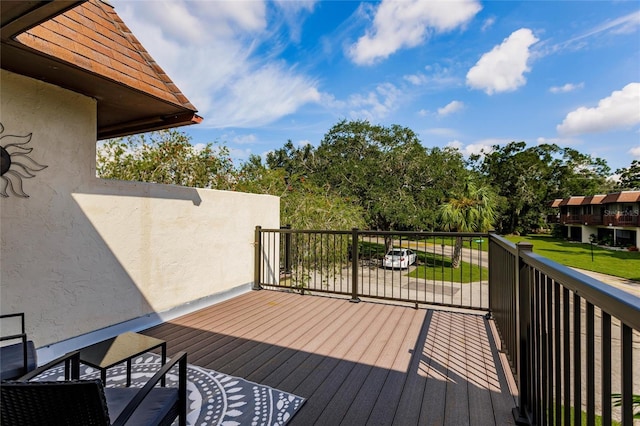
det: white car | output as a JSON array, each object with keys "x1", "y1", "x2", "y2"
[{"x1": 382, "y1": 248, "x2": 416, "y2": 269}]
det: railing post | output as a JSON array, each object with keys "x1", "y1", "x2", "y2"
[
  {"x1": 350, "y1": 228, "x2": 360, "y2": 303},
  {"x1": 487, "y1": 232, "x2": 495, "y2": 319},
  {"x1": 253, "y1": 226, "x2": 262, "y2": 290},
  {"x1": 283, "y1": 224, "x2": 292, "y2": 275},
  {"x1": 513, "y1": 241, "x2": 534, "y2": 425}
]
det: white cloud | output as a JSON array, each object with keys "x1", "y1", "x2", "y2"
[
  {"x1": 466, "y1": 28, "x2": 539, "y2": 94},
  {"x1": 344, "y1": 83, "x2": 402, "y2": 121},
  {"x1": 228, "y1": 147, "x2": 253, "y2": 161},
  {"x1": 446, "y1": 141, "x2": 493, "y2": 157},
  {"x1": 481, "y1": 17, "x2": 495, "y2": 32},
  {"x1": 446, "y1": 140, "x2": 463, "y2": 150},
  {"x1": 112, "y1": 1, "x2": 321, "y2": 128},
  {"x1": 463, "y1": 142, "x2": 494, "y2": 157},
  {"x1": 557, "y1": 83, "x2": 640, "y2": 135},
  {"x1": 438, "y1": 100, "x2": 464, "y2": 116},
  {"x1": 132, "y1": 1, "x2": 268, "y2": 44},
  {"x1": 232, "y1": 134, "x2": 257, "y2": 145},
  {"x1": 630, "y1": 146, "x2": 640, "y2": 159},
  {"x1": 404, "y1": 65, "x2": 460, "y2": 89},
  {"x1": 566, "y1": 10, "x2": 640, "y2": 46},
  {"x1": 475, "y1": 138, "x2": 513, "y2": 148},
  {"x1": 543, "y1": 11, "x2": 640, "y2": 57},
  {"x1": 348, "y1": 0, "x2": 481, "y2": 65},
  {"x1": 549, "y1": 83, "x2": 584, "y2": 94},
  {"x1": 272, "y1": 0, "x2": 318, "y2": 42}
]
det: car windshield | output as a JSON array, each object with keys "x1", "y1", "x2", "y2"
[{"x1": 388, "y1": 250, "x2": 404, "y2": 256}]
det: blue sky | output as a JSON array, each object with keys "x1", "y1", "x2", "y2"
[{"x1": 113, "y1": 1, "x2": 640, "y2": 173}]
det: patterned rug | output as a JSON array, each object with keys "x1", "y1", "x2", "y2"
[{"x1": 33, "y1": 352, "x2": 305, "y2": 425}]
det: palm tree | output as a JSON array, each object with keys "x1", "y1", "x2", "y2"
[{"x1": 439, "y1": 179, "x2": 497, "y2": 268}]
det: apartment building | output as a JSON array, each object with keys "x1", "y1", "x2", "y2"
[{"x1": 550, "y1": 191, "x2": 640, "y2": 247}]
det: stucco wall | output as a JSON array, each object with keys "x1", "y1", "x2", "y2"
[{"x1": 1, "y1": 70, "x2": 279, "y2": 347}]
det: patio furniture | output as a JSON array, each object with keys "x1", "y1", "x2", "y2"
[
  {"x1": 1, "y1": 349, "x2": 187, "y2": 426},
  {"x1": 78, "y1": 331, "x2": 167, "y2": 387},
  {"x1": 0, "y1": 313, "x2": 37, "y2": 380}
]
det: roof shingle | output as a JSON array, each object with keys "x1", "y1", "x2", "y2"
[
  {"x1": 16, "y1": 0, "x2": 196, "y2": 111},
  {"x1": 1, "y1": 0, "x2": 202, "y2": 138}
]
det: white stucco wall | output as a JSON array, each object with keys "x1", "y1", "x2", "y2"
[{"x1": 1, "y1": 70, "x2": 279, "y2": 347}]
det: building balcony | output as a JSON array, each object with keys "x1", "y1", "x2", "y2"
[
  {"x1": 581, "y1": 214, "x2": 603, "y2": 225},
  {"x1": 562, "y1": 214, "x2": 582, "y2": 224},
  {"x1": 241, "y1": 229, "x2": 639, "y2": 425},
  {"x1": 604, "y1": 214, "x2": 639, "y2": 227},
  {"x1": 9, "y1": 229, "x2": 638, "y2": 426}
]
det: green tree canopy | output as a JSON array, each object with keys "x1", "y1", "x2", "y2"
[
  {"x1": 235, "y1": 155, "x2": 367, "y2": 230},
  {"x1": 96, "y1": 130, "x2": 234, "y2": 189},
  {"x1": 471, "y1": 142, "x2": 611, "y2": 234},
  {"x1": 438, "y1": 178, "x2": 498, "y2": 267},
  {"x1": 305, "y1": 119, "x2": 467, "y2": 231},
  {"x1": 615, "y1": 160, "x2": 640, "y2": 190}
]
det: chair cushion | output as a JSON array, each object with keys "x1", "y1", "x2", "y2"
[
  {"x1": 0, "y1": 380, "x2": 110, "y2": 425},
  {"x1": 0, "y1": 340, "x2": 37, "y2": 380},
  {"x1": 105, "y1": 387, "x2": 179, "y2": 426}
]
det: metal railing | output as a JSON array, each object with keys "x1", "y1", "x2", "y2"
[
  {"x1": 255, "y1": 227, "x2": 490, "y2": 310},
  {"x1": 254, "y1": 227, "x2": 639, "y2": 425},
  {"x1": 490, "y1": 234, "x2": 640, "y2": 425}
]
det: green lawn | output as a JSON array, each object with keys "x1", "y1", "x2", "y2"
[
  {"x1": 408, "y1": 253, "x2": 487, "y2": 283},
  {"x1": 434, "y1": 236, "x2": 489, "y2": 252},
  {"x1": 359, "y1": 240, "x2": 487, "y2": 283},
  {"x1": 504, "y1": 234, "x2": 640, "y2": 281}
]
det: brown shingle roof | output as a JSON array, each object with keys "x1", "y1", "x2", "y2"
[
  {"x1": 582, "y1": 194, "x2": 606, "y2": 205},
  {"x1": 601, "y1": 191, "x2": 640, "y2": 204},
  {"x1": 1, "y1": 0, "x2": 202, "y2": 139},
  {"x1": 559, "y1": 196, "x2": 585, "y2": 206},
  {"x1": 552, "y1": 192, "x2": 640, "y2": 207}
]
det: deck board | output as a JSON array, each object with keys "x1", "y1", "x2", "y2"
[{"x1": 141, "y1": 290, "x2": 517, "y2": 425}]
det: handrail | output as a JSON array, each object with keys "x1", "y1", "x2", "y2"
[
  {"x1": 256, "y1": 227, "x2": 639, "y2": 424},
  {"x1": 521, "y1": 250, "x2": 640, "y2": 330},
  {"x1": 255, "y1": 227, "x2": 492, "y2": 310},
  {"x1": 488, "y1": 232, "x2": 639, "y2": 425},
  {"x1": 490, "y1": 232, "x2": 640, "y2": 330}
]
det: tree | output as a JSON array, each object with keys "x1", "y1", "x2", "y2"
[
  {"x1": 235, "y1": 155, "x2": 366, "y2": 231},
  {"x1": 616, "y1": 160, "x2": 640, "y2": 190},
  {"x1": 96, "y1": 130, "x2": 234, "y2": 189},
  {"x1": 438, "y1": 179, "x2": 497, "y2": 268},
  {"x1": 309, "y1": 119, "x2": 466, "y2": 233},
  {"x1": 266, "y1": 140, "x2": 315, "y2": 178},
  {"x1": 471, "y1": 142, "x2": 611, "y2": 234},
  {"x1": 551, "y1": 147, "x2": 613, "y2": 197}
]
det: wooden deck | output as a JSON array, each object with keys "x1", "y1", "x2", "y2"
[{"x1": 141, "y1": 290, "x2": 518, "y2": 425}]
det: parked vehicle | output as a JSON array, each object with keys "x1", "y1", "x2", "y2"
[{"x1": 382, "y1": 248, "x2": 416, "y2": 269}]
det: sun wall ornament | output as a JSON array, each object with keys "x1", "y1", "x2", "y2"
[{"x1": 0, "y1": 123, "x2": 48, "y2": 198}]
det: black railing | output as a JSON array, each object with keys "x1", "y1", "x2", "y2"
[
  {"x1": 490, "y1": 234, "x2": 640, "y2": 425},
  {"x1": 254, "y1": 228, "x2": 639, "y2": 425},
  {"x1": 255, "y1": 227, "x2": 490, "y2": 310}
]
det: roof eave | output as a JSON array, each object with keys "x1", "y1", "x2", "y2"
[{"x1": 99, "y1": 113, "x2": 203, "y2": 140}]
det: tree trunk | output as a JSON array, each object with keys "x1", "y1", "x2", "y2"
[{"x1": 451, "y1": 236, "x2": 463, "y2": 268}]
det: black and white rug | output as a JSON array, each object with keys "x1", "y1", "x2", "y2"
[{"x1": 33, "y1": 352, "x2": 305, "y2": 425}]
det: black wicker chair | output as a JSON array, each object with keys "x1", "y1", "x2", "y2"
[
  {"x1": 0, "y1": 313, "x2": 37, "y2": 380},
  {"x1": 1, "y1": 349, "x2": 187, "y2": 426}
]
